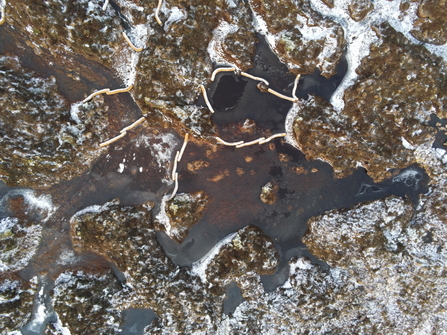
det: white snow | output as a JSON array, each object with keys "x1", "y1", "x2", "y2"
[
  {"x1": 0, "y1": 216, "x2": 43, "y2": 273},
  {"x1": 284, "y1": 103, "x2": 303, "y2": 150},
  {"x1": 69, "y1": 204, "x2": 103, "y2": 219},
  {"x1": 401, "y1": 137, "x2": 415, "y2": 150},
  {"x1": 164, "y1": 7, "x2": 187, "y2": 32},
  {"x1": 391, "y1": 168, "x2": 422, "y2": 188},
  {"x1": 249, "y1": 6, "x2": 275, "y2": 47},
  {"x1": 26, "y1": 284, "x2": 49, "y2": 333},
  {"x1": 52, "y1": 315, "x2": 72, "y2": 335},
  {"x1": 0, "y1": 217, "x2": 18, "y2": 235},
  {"x1": 308, "y1": 0, "x2": 447, "y2": 111},
  {"x1": 207, "y1": 21, "x2": 239, "y2": 68},
  {"x1": 56, "y1": 249, "x2": 78, "y2": 266},
  {"x1": 69, "y1": 102, "x2": 83, "y2": 124},
  {"x1": 0, "y1": 189, "x2": 57, "y2": 221},
  {"x1": 136, "y1": 132, "x2": 179, "y2": 181},
  {"x1": 114, "y1": 24, "x2": 149, "y2": 87},
  {"x1": 154, "y1": 193, "x2": 174, "y2": 236}
]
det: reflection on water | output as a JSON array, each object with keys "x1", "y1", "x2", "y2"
[
  {"x1": 223, "y1": 282, "x2": 244, "y2": 315},
  {"x1": 0, "y1": 25, "x2": 433, "y2": 333},
  {"x1": 121, "y1": 308, "x2": 158, "y2": 335},
  {"x1": 155, "y1": 37, "x2": 429, "y2": 286}
]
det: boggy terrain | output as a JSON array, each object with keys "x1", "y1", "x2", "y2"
[{"x1": 0, "y1": 0, "x2": 446, "y2": 333}]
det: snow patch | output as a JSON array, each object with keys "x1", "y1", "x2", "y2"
[
  {"x1": 0, "y1": 216, "x2": 43, "y2": 273},
  {"x1": 51, "y1": 315, "x2": 72, "y2": 335},
  {"x1": 70, "y1": 204, "x2": 103, "y2": 219},
  {"x1": 25, "y1": 283, "x2": 50, "y2": 334},
  {"x1": 207, "y1": 21, "x2": 239, "y2": 68},
  {"x1": 69, "y1": 102, "x2": 83, "y2": 124},
  {"x1": 57, "y1": 249, "x2": 78, "y2": 266},
  {"x1": 136, "y1": 132, "x2": 179, "y2": 181},
  {"x1": 164, "y1": 7, "x2": 187, "y2": 32},
  {"x1": 154, "y1": 193, "x2": 174, "y2": 236},
  {"x1": 392, "y1": 168, "x2": 422, "y2": 189},
  {"x1": 284, "y1": 103, "x2": 303, "y2": 150},
  {"x1": 0, "y1": 217, "x2": 18, "y2": 235},
  {"x1": 401, "y1": 137, "x2": 415, "y2": 150},
  {"x1": 115, "y1": 24, "x2": 149, "y2": 86}
]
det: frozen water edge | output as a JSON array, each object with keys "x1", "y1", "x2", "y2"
[
  {"x1": 284, "y1": 103, "x2": 302, "y2": 151},
  {"x1": 154, "y1": 193, "x2": 174, "y2": 237},
  {"x1": 309, "y1": 0, "x2": 447, "y2": 112},
  {"x1": 22, "y1": 277, "x2": 53, "y2": 335},
  {"x1": 207, "y1": 21, "x2": 240, "y2": 69},
  {"x1": 0, "y1": 189, "x2": 57, "y2": 221},
  {"x1": 190, "y1": 232, "x2": 238, "y2": 283}
]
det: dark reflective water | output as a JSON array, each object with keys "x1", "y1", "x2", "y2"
[
  {"x1": 157, "y1": 38, "x2": 429, "y2": 285},
  {"x1": 429, "y1": 114, "x2": 447, "y2": 150},
  {"x1": 121, "y1": 308, "x2": 158, "y2": 335},
  {"x1": 223, "y1": 282, "x2": 244, "y2": 315}
]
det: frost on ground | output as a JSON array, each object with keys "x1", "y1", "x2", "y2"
[
  {"x1": 248, "y1": 0, "x2": 345, "y2": 77},
  {"x1": 293, "y1": 22, "x2": 447, "y2": 182},
  {"x1": 160, "y1": 191, "x2": 209, "y2": 243},
  {"x1": 60, "y1": 205, "x2": 282, "y2": 333},
  {"x1": 7, "y1": 0, "x2": 126, "y2": 70},
  {"x1": 52, "y1": 166, "x2": 447, "y2": 333},
  {"x1": 0, "y1": 55, "x2": 109, "y2": 189},
  {"x1": 132, "y1": 0, "x2": 257, "y2": 135},
  {"x1": 49, "y1": 270, "x2": 123, "y2": 335},
  {"x1": 0, "y1": 189, "x2": 55, "y2": 273},
  {"x1": 0, "y1": 275, "x2": 36, "y2": 333},
  {"x1": 0, "y1": 217, "x2": 42, "y2": 273},
  {"x1": 219, "y1": 192, "x2": 446, "y2": 333},
  {"x1": 2, "y1": 0, "x2": 447, "y2": 333}
]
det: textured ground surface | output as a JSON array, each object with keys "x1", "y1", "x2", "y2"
[{"x1": 0, "y1": 0, "x2": 446, "y2": 334}]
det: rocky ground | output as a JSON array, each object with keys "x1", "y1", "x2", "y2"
[{"x1": 0, "y1": 0, "x2": 446, "y2": 334}]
